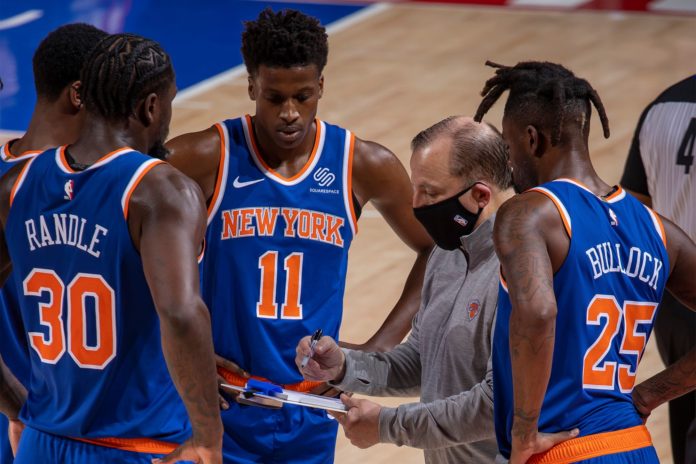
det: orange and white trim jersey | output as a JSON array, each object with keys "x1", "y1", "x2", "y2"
[
  {"x1": 201, "y1": 116, "x2": 357, "y2": 385},
  {"x1": 5, "y1": 147, "x2": 190, "y2": 443},
  {"x1": 494, "y1": 178, "x2": 668, "y2": 459}
]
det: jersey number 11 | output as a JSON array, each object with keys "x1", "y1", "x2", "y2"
[{"x1": 256, "y1": 251, "x2": 303, "y2": 320}]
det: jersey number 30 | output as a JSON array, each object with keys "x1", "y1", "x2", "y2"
[
  {"x1": 582, "y1": 295, "x2": 658, "y2": 393},
  {"x1": 24, "y1": 268, "x2": 116, "y2": 370}
]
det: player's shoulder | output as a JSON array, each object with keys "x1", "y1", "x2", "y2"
[
  {"x1": 166, "y1": 124, "x2": 221, "y2": 158},
  {"x1": 0, "y1": 155, "x2": 38, "y2": 223},
  {"x1": 495, "y1": 190, "x2": 565, "y2": 236},
  {"x1": 351, "y1": 135, "x2": 401, "y2": 174},
  {"x1": 129, "y1": 160, "x2": 205, "y2": 216}
]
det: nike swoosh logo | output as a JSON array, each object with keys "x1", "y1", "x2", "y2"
[{"x1": 233, "y1": 176, "x2": 265, "y2": 188}]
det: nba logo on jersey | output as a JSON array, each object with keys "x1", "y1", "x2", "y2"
[
  {"x1": 64, "y1": 179, "x2": 74, "y2": 200},
  {"x1": 609, "y1": 208, "x2": 618, "y2": 227}
]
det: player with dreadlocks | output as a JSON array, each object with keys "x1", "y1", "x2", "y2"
[
  {"x1": 165, "y1": 8, "x2": 432, "y2": 463},
  {"x1": 0, "y1": 33, "x2": 222, "y2": 463},
  {"x1": 0, "y1": 23, "x2": 107, "y2": 464},
  {"x1": 474, "y1": 60, "x2": 696, "y2": 463}
]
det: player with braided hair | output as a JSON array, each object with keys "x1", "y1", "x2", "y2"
[
  {"x1": 166, "y1": 7, "x2": 432, "y2": 463},
  {"x1": 0, "y1": 33, "x2": 222, "y2": 463},
  {"x1": 474, "y1": 60, "x2": 696, "y2": 463}
]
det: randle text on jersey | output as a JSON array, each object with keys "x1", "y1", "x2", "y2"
[{"x1": 24, "y1": 213, "x2": 108, "y2": 258}]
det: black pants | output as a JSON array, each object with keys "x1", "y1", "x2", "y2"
[{"x1": 654, "y1": 291, "x2": 696, "y2": 464}]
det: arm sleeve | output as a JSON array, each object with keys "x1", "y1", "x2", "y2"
[
  {"x1": 620, "y1": 106, "x2": 652, "y2": 196},
  {"x1": 376, "y1": 354, "x2": 495, "y2": 450},
  {"x1": 331, "y1": 311, "x2": 423, "y2": 397}
]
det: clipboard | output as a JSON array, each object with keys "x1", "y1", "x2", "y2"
[{"x1": 221, "y1": 379, "x2": 347, "y2": 414}]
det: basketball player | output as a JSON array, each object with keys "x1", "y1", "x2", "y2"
[
  {"x1": 473, "y1": 61, "x2": 696, "y2": 463},
  {"x1": 0, "y1": 23, "x2": 107, "y2": 463},
  {"x1": 0, "y1": 34, "x2": 222, "y2": 463},
  {"x1": 620, "y1": 75, "x2": 696, "y2": 464},
  {"x1": 165, "y1": 8, "x2": 432, "y2": 463}
]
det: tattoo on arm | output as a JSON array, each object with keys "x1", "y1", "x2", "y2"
[
  {"x1": 635, "y1": 346, "x2": 696, "y2": 411},
  {"x1": 495, "y1": 198, "x2": 559, "y2": 445}
]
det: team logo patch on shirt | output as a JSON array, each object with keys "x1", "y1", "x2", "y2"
[
  {"x1": 467, "y1": 299, "x2": 481, "y2": 321},
  {"x1": 64, "y1": 180, "x2": 74, "y2": 200}
]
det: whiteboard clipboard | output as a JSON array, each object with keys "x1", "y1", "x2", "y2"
[{"x1": 221, "y1": 381, "x2": 347, "y2": 414}]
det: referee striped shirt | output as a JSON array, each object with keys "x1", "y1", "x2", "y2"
[{"x1": 621, "y1": 75, "x2": 696, "y2": 241}]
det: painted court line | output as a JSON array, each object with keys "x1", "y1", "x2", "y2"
[
  {"x1": 0, "y1": 9, "x2": 43, "y2": 31},
  {"x1": 510, "y1": 0, "x2": 588, "y2": 7},
  {"x1": 174, "y1": 3, "x2": 391, "y2": 105}
]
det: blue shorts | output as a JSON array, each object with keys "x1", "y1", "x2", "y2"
[
  {"x1": 14, "y1": 427, "x2": 179, "y2": 464},
  {"x1": 221, "y1": 402, "x2": 338, "y2": 463},
  {"x1": 575, "y1": 445, "x2": 658, "y2": 463},
  {"x1": 0, "y1": 416, "x2": 12, "y2": 464}
]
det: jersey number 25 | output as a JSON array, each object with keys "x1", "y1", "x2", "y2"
[{"x1": 582, "y1": 295, "x2": 658, "y2": 393}]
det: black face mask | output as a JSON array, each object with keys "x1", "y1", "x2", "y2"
[{"x1": 413, "y1": 183, "x2": 483, "y2": 250}]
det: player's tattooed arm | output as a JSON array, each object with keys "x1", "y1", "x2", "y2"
[
  {"x1": 494, "y1": 193, "x2": 577, "y2": 462},
  {"x1": 633, "y1": 346, "x2": 696, "y2": 418},
  {"x1": 129, "y1": 164, "x2": 222, "y2": 458},
  {"x1": 662, "y1": 215, "x2": 696, "y2": 310},
  {"x1": 346, "y1": 138, "x2": 433, "y2": 352},
  {"x1": 494, "y1": 195, "x2": 556, "y2": 440},
  {"x1": 632, "y1": 216, "x2": 696, "y2": 417}
]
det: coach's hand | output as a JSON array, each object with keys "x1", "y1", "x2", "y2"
[
  {"x1": 509, "y1": 428, "x2": 579, "y2": 464},
  {"x1": 215, "y1": 354, "x2": 249, "y2": 410},
  {"x1": 8, "y1": 419, "x2": 24, "y2": 456},
  {"x1": 295, "y1": 335, "x2": 345, "y2": 382},
  {"x1": 332, "y1": 394, "x2": 381, "y2": 449},
  {"x1": 152, "y1": 437, "x2": 222, "y2": 464}
]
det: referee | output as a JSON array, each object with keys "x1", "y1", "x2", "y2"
[{"x1": 621, "y1": 75, "x2": 696, "y2": 464}]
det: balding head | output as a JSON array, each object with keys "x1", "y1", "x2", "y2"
[{"x1": 411, "y1": 116, "x2": 511, "y2": 190}]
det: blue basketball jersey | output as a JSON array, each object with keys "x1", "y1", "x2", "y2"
[
  {"x1": 0, "y1": 143, "x2": 36, "y2": 388},
  {"x1": 5, "y1": 147, "x2": 190, "y2": 443},
  {"x1": 493, "y1": 179, "x2": 669, "y2": 458},
  {"x1": 201, "y1": 116, "x2": 357, "y2": 385}
]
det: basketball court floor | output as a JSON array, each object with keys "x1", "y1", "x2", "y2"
[{"x1": 1, "y1": 1, "x2": 695, "y2": 462}]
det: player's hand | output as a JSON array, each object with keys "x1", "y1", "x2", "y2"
[
  {"x1": 215, "y1": 354, "x2": 249, "y2": 410},
  {"x1": 509, "y1": 428, "x2": 579, "y2": 464},
  {"x1": 331, "y1": 394, "x2": 381, "y2": 449},
  {"x1": 631, "y1": 384, "x2": 653, "y2": 424},
  {"x1": 8, "y1": 419, "x2": 24, "y2": 456},
  {"x1": 152, "y1": 437, "x2": 222, "y2": 464},
  {"x1": 295, "y1": 335, "x2": 345, "y2": 382}
]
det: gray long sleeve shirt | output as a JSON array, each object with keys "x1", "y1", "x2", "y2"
[{"x1": 334, "y1": 216, "x2": 499, "y2": 463}]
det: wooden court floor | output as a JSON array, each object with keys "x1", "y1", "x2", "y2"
[
  {"x1": 168, "y1": 3, "x2": 694, "y2": 462},
  {"x1": 2, "y1": 2, "x2": 693, "y2": 463}
]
